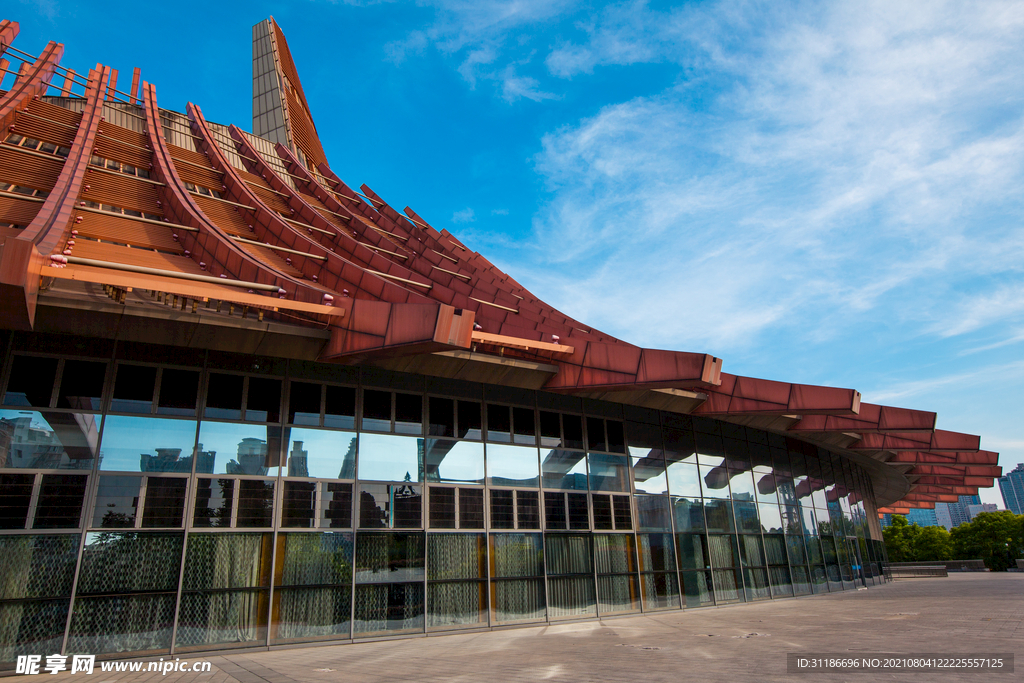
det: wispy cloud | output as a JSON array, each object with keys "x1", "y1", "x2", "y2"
[{"x1": 452, "y1": 207, "x2": 476, "y2": 223}]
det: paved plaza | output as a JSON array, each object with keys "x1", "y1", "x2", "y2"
[{"x1": 34, "y1": 574, "x2": 1024, "y2": 683}]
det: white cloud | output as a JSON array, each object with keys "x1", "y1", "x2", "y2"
[
  {"x1": 494, "y1": 0, "x2": 1024, "y2": 356},
  {"x1": 452, "y1": 207, "x2": 475, "y2": 223},
  {"x1": 492, "y1": 208, "x2": 509, "y2": 215}
]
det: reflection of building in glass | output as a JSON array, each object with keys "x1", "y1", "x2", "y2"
[
  {"x1": 288, "y1": 441, "x2": 309, "y2": 477},
  {"x1": 141, "y1": 448, "x2": 194, "y2": 473},
  {"x1": 225, "y1": 438, "x2": 270, "y2": 476},
  {"x1": 0, "y1": 413, "x2": 98, "y2": 469},
  {"x1": 339, "y1": 437, "x2": 356, "y2": 480}
]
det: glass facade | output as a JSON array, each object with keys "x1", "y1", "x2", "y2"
[{"x1": 0, "y1": 337, "x2": 887, "y2": 662}]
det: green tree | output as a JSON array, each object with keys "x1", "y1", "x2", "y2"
[
  {"x1": 883, "y1": 515, "x2": 920, "y2": 562},
  {"x1": 912, "y1": 525, "x2": 952, "y2": 561},
  {"x1": 950, "y1": 511, "x2": 1024, "y2": 571}
]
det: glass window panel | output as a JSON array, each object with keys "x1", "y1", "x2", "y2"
[
  {"x1": 354, "y1": 583, "x2": 424, "y2": 635},
  {"x1": 743, "y1": 566, "x2": 771, "y2": 601},
  {"x1": 4, "y1": 356, "x2": 58, "y2": 407},
  {"x1": 428, "y1": 533, "x2": 486, "y2": 580},
  {"x1": 354, "y1": 532, "x2": 424, "y2": 583},
  {"x1": 512, "y1": 406, "x2": 535, "y2": 445},
  {"x1": 58, "y1": 360, "x2": 106, "y2": 411},
  {"x1": 393, "y1": 484, "x2": 423, "y2": 528},
  {"x1": 588, "y1": 453, "x2": 629, "y2": 492},
  {"x1": 428, "y1": 397, "x2": 454, "y2": 437},
  {"x1": 586, "y1": 417, "x2": 606, "y2": 452},
  {"x1": 516, "y1": 490, "x2": 540, "y2": 529},
  {"x1": 638, "y1": 532, "x2": 676, "y2": 573},
  {"x1": 285, "y1": 428, "x2": 357, "y2": 479},
  {"x1": 486, "y1": 404, "x2": 510, "y2": 442},
  {"x1": 694, "y1": 432, "x2": 725, "y2": 466},
  {"x1": 0, "y1": 472, "x2": 34, "y2": 528},
  {"x1": 320, "y1": 482, "x2": 352, "y2": 528},
  {"x1": 394, "y1": 393, "x2": 421, "y2": 434},
  {"x1": 672, "y1": 497, "x2": 706, "y2": 532},
  {"x1": 100, "y1": 415, "x2": 197, "y2": 473},
  {"x1": 183, "y1": 532, "x2": 271, "y2": 590},
  {"x1": 758, "y1": 502, "x2": 784, "y2": 533},
  {"x1": 700, "y1": 464, "x2": 731, "y2": 498},
  {"x1": 490, "y1": 490, "x2": 515, "y2": 529},
  {"x1": 281, "y1": 481, "x2": 316, "y2": 528},
  {"x1": 606, "y1": 420, "x2": 626, "y2": 454},
  {"x1": 358, "y1": 433, "x2": 421, "y2": 482},
  {"x1": 663, "y1": 427, "x2": 696, "y2": 462},
  {"x1": 428, "y1": 583, "x2": 487, "y2": 629},
  {"x1": 592, "y1": 494, "x2": 613, "y2": 530},
  {"x1": 546, "y1": 534, "x2": 592, "y2": 574},
  {"x1": 640, "y1": 572, "x2": 679, "y2": 610},
  {"x1": 539, "y1": 411, "x2": 561, "y2": 447},
  {"x1": 457, "y1": 400, "x2": 481, "y2": 440},
  {"x1": 192, "y1": 478, "x2": 233, "y2": 527},
  {"x1": 733, "y1": 501, "x2": 761, "y2": 533},
  {"x1": 423, "y1": 439, "x2": 484, "y2": 484},
  {"x1": 459, "y1": 488, "x2": 484, "y2": 529},
  {"x1": 632, "y1": 453, "x2": 668, "y2": 494},
  {"x1": 288, "y1": 382, "x2": 321, "y2": 425},
  {"x1": 141, "y1": 477, "x2": 187, "y2": 527},
  {"x1": 703, "y1": 499, "x2": 735, "y2": 533},
  {"x1": 754, "y1": 469, "x2": 780, "y2": 503},
  {"x1": 567, "y1": 492, "x2": 589, "y2": 530},
  {"x1": 245, "y1": 377, "x2": 281, "y2": 423},
  {"x1": 359, "y1": 484, "x2": 390, "y2": 529},
  {"x1": 323, "y1": 385, "x2": 355, "y2": 429},
  {"x1": 680, "y1": 570, "x2": 714, "y2": 607},
  {"x1": 636, "y1": 494, "x2": 671, "y2": 531},
  {"x1": 738, "y1": 534, "x2": 766, "y2": 566},
  {"x1": 544, "y1": 491, "x2": 566, "y2": 530},
  {"x1": 562, "y1": 414, "x2": 584, "y2": 450},
  {"x1": 1, "y1": 410, "x2": 101, "y2": 470},
  {"x1": 196, "y1": 421, "x2": 281, "y2": 476},
  {"x1": 541, "y1": 449, "x2": 587, "y2": 490},
  {"x1": 77, "y1": 531, "x2": 183, "y2": 593},
  {"x1": 486, "y1": 443, "x2": 539, "y2": 487},
  {"x1": 677, "y1": 532, "x2": 709, "y2": 570},
  {"x1": 666, "y1": 461, "x2": 702, "y2": 497},
  {"x1": 204, "y1": 373, "x2": 243, "y2": 420},
  {"x1": 728, "y1": 468, "x2": 756, "y2": 501},
  {"x1": 763, "y1": 534, "x2": 788, "y2": 565},
  {"x1": 93, "y1": 475, "x2": 141, "y2": 528},
  {"x1": 0, "y1": 534, "x2": 80, "y2": 602},
  {"x1": 236, "y1": 479, "x2": 275, "y2": 527},
  {"x1": 707, "y1": 534, "x2": 738, "y2": 568},
  {"x1": 613, "y1": 495, "x2": 632, "y2": 530},
  {"x1": 157, "y1": 369, "x2": 199, "y2": 417},
  {"x1": 490, "y1": 533, "x2": 543, "y2": 577},
  {"x1": 33, "y1": 474, "x2": 87, "y2": 528},
  {"x1": 429, "y1": 487, "x2": 456, "y2": 528},
  {"x1": 111, "y1": 364, "x2": 156, "y2": 414}
]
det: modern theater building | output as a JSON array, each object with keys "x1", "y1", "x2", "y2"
[{"x1": 0, "y1": 16, "x2": 1003, "y2": 663}]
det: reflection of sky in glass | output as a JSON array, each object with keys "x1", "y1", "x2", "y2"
[
  {"x1": 666, "y1": 462, "x2": 702, "y2": 498},
  {"x1": 425, "y1": 440, "x2": 484, "y2": 483},
  {"x1": 99, "y1": 416, "x2": 197, "y2": 472},
  {"x1": 486, "y1": 443, "x2": 539, "y2": 487},
  {"x1": 358, "y1": 433, "x2": 421, "y2": 482},
  {"x1": 541, "y1": 449, "x2": 587, "y2": 490},
  {"x1": 588, "y1": 453, "x2": 629, "y2": 492},
  {"x1": 285, "y1": 428, "x2": 356, "y2": 479},
  {"x1": 632, "y1": 456, "x2": 668, "y2": 494},
  {"x1": 196, "y1": 421, "x2": 278, "y2": 476}
]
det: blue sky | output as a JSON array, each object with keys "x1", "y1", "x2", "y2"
[{"x1": 7, "y1": 0, "x2": 1023, "y2": 506}]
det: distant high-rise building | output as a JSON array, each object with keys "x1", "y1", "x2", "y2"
[
  {"x1": 935, "y1": 503, "x2": 954, "y2": 529},
  {"x1": 998, "y1": 463, "x2": 1024, "y2": 515},
  {"x1": 946, "y1": 495, "x2": 982, "y2": 527},
  {"x1": 905, "y1": 507, "x2": 938, "y2": 527},
  {"x1": 966, "y1": 503, "x2": 998, "y2": 519}
]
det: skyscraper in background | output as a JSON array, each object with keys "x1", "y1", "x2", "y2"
[{"x1": 998, "y1": 463, "x2": 1024, "y2": 515}]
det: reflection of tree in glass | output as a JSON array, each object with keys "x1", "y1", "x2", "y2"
[{"x1": 100, "y1": 510, "x2": 135, "y2": 528}]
